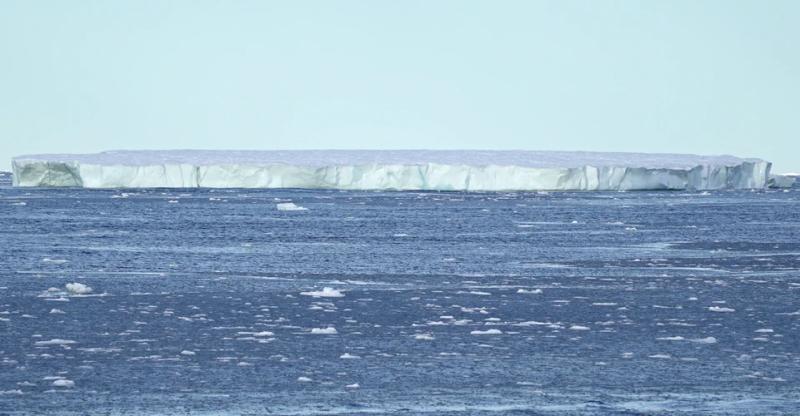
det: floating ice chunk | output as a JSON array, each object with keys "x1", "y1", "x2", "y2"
[
  {"x1": 34, "y1": 339, "x2": 76, "y2": 346},
  {"x1": 768, "y1": 174, "x2": 796, "y2": 188},
  {"x1": 517, "y1": 288, "x2": 543, "y2": 294},
  {"x1": 310, "y1": 327, "x2": 338, "y2": 335},
  {"x1": 414, "y1": 333, "x2": 434, "y2": 340},
  {"x1": 345, "y1": 383, "x2": 360, "y2": 389},
  {"x1": 276, "y1": 202, "x2": 308, "y2": 211},
  {"x1": 569, "y1": 325, "x2": 590, "y2": 331},
  {"x1": 65, "y1": 282, "x2": 92, "y2": 295},
  {"x1": 689, "y1": 337, "x2": 718, "y2": 344},
  {"x1": 52, "y1": 379, "x2": 75, "y2": 388},
  {"x1": 49, "y1": 308, "x2": 66, "y2": 314},
  {"x1": 708, "y1": 306, "x2": 735, "y2": 313},
  {"x1": 470, "y1": 329, "x2": 503, "y2": 335},
  {"x1": 300, "y1": 287, "x2": 344, "y2": 298},
  {"x1": 340, "y1": 352, "x2": 361, "y2": 359},
  {"x1": 236, "y1": 331, "x2": 274, "y2": 337},
  {"x1": 649, "y1": 354, "x2": 672, "y2": 359},
  {"x1": 180, "y1": 350, "x2": 196, "y2": 356},
  {"x1": 297, "y1": 376, "x2": 312, "y2": 382},
  {"x1": 657, "y1": 336, "x2": 685, "y2": 341}
]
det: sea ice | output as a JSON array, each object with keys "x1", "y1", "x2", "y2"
[
  {"x1": 34, "y1": 339, "x2": 76, "y2": 346},
  {"x1": 300, "y1": 287, "x2": 344, "y2": 298},
  {"x1": 470, "y1": 329, "x2": 503, "y2": 335},
  {"x1": 310, "y1": 327, "x2": 338, "y2": 335},
  {"x1": 51, "y1": 379, "x2": 75, "y2": 388},
  {"x1": 65, "y1": 282, "x2": 92, "y2": 295},
  {"x1": 276, "y1": 202, "x2": 308, "y2": 211},
  {"x1": 708, "y1": 306, "x2": 735, "y2": 313}
]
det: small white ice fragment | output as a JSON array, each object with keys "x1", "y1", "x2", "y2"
[
  {"x1": 65, "y1": 282, "x2": 92, "y2": 295},
  {"x1": 52, "y1": 379, "x2": 75, "y2": 388},
  {"x1": 569, "y1": 325, "x2": 590, "y2": 331},
  {"x1": 310, "y1": 327, "x2": 338, "y2": 335},
  {"x1": 470, "y1": 329, "x2": 503, "y2": 335},
  {"x1": 339, "y1": 353, "x2": 361, "y2": 359},
  {"x1": 649, "y1": 354, "x2": 672, "y2": 359},
  {"x1": 517, "y1": 288, "x2": 543, "y2": 294},
  {"x1": 708, "y1": 306, "x2": 735, "y2": 313},
  {"x1": 300, "y1": 287, "x2": 344, "y2": 298},
  {"x1": 690, "y1": 337, "x2": 718, "y2": 344},
  {"x1": 345, "y1": 383, "x2": 360, "y2": 389},
  {"x1": 414, "y1": 333, "x2": 434, "y2": 340},
  {"x1": 180, "y1": 350, "x2": 196, "y2": 356},
  {"x1": 297, "y1": 376, "x2": 312, "y2": 382},
  {"x1": 276, "y1": 202, "x2": 308, "y2": 211},
  {"x1": 34, "y1": 339, "x2": 76, "y2": 346}
]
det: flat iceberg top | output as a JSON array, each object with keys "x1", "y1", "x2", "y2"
[{"x1": 13, "y1": 149, "x2": 760, "y2": 169}]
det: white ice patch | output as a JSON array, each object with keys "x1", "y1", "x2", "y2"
[
  {"x1": 52, "y1": 379, "x2": 75, "y2": 388},
  {"x1": 517, "y1": 288, "x2": 543, "y2": 294},
  {"x1": 310, "y1": 327, "x2": 338, "y2": 335},
  {"x1": 180, "y1": 350, "x2": 196, "y2": 356},
  {"x1": 657, "y1": 336, "x2": 685, "y2": 341},
  {"x1": 690, "y1": 337, "x2": 718, "y2": 344},
  {"x1": 276, "y1": 202, "x2": 308, "y2": 211},
  {"x1": 470, "y1": 329, "x2": 503, "y2": 335},
  {"x1": 708, "y1": 306, "x2": 735, "y2": 313},
  {"x1": 34, "y1": 339, "x2": 76, "y2": 346},
  {"x1": 300, "y1": 287, "x2": 344, "y2": 298},
  {"x1": 236, "y1": 331, "x2": 274, "y2": 337},
  {"x1": 339, "y1": 353, "x2": 361, "y2": 359},
  {"x1": 65, "y1": 282, "x2": 92, "y2": 295}
]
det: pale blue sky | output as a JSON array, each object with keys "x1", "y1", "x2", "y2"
[{"x1": 1, "y1": 1, "x2": 798, "y2": 172}]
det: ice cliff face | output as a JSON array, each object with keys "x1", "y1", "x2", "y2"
[
  {"x1": 768, "y1": 174, "x2": 796, "y2": 189},
  {"x1": 12, "y1": 150, "x2": 772, "y2": 191}
]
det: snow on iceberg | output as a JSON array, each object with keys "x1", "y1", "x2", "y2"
[{"x1": 11, "y1": 150, "x2": 773, "y2": 191}]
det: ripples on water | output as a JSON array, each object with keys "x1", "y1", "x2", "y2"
[{"x1": 1, "y1": 181, "x2": 799, "y2": 414}]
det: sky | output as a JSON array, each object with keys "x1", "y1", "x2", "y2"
[{"x1": 1, "y1": 0, "x2": 798, "y2": 173}]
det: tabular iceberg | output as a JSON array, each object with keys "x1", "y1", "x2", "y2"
[{"x1": 12, "y1": 150, "x2": 772, "y2": 191}]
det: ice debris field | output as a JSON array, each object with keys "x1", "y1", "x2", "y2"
[
  {"x1": 12, "y1": 149, "x2": 794, "y2": 190},
  {"x1": 1, "y1": 183, "x2": 799, "y2": 414}
]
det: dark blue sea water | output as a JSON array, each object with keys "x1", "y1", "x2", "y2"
[{"x1": 1, "y1": 178, "x2": 799, "y2": 414}]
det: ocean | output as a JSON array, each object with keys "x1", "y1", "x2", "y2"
[{"x1": 1, "y1": 180, "x2": 799, "y2": 414}]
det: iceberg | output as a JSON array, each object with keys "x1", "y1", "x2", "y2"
[
  {"x1": 768, "y1": 174, "x2": 796, "y2": 189},
  {"x1": 11, "y1": 150, "x2": 772, "y2": 191}
]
